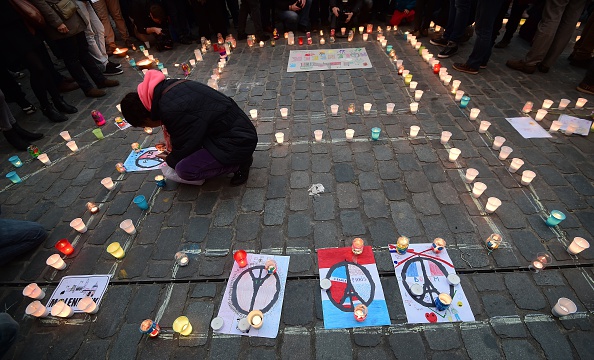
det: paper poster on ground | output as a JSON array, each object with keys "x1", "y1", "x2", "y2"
[
  {"x1": 318, "y1": 246, "x2": 391, "y2": 329},
  {"x1": 558, "y1": 114, "x2": 592, "y2": 136},
  {"x1": 46, "y1": 275, "x2": 111, "y2": 312},
  {"x1": 215, "y1": 254, "x2": 289, "y2": 338},
  {"x1": 287, "y1": 48, "x2": 372, "y2": 72},
  {"x1": 389, "y1": 243, "x2": 475, "y2": 324},
  {"x1": 123, "y1": 147, "x2": 167, "y2": 172},
  {"x1": 506, "y1": 117, "x2": 552, "y2": 138}
]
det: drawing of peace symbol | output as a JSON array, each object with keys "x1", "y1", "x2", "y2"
[
  {"x1": 401, "y1": 257, "x2": 454, "y2": 308},
  {"x1": 230, "y1": 265, "x2": 281, "y2": 315},
  {"x1": 325, "y1": 261, "x2": 375, "y2": 312}
]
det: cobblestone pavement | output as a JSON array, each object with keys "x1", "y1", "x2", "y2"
[{"x1": 0, "y1": 23, "x2": 593, "y2": 359}]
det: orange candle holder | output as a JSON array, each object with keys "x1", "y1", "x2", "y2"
[
  {"x1": 234, "y1": 250, "x2": 248, "y2": 268},
  {"x1": 55, "y1": 239, "x2": 74, "y2": 255}
]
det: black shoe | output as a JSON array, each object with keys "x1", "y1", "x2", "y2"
[
  {"x1": 257, "y1": 34, "x2": 270, "y2": 42},
  {"x1": 104, "y1": 66, "x2": 123, "y2": 76},
  {"x1": 3, "y1": 129, "x2": 30, "y2": 151},
  {"x1": 453, "y1": 62, "x2": 479, "y2": 75},
  {"x1": 12, "y1": 122, "x2": 43, "y2": 140},
  {"x1": 430, "y1": 36, "x2": 448, "y2": 47},
  {"x1": 537, "y1": 63, "x2": 550, "y2": 73},
  {"x1": 107, "y1": 61, "x2": 122, "y2": 69},
  {"x1": 438, "y1": 42, "x2": 458, "y2": 58},
  {"x1": 230, "y1": 156, "x2": 253, "y2": 186},
  {"x1": 494, "y1": 39, "x2": 510, "y2": 48},
  {"x1": 41, "y1": 105, "x2": 68, "y2": 123},
  {"x1": 52, "y1": 97, "x2": 78, "y2": 114},
  {"x1": 577, "y1": 82, "x2": 594, "y2": 95}
]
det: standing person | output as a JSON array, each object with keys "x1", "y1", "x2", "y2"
[
  {"x1": 453, "y1": 0, "x2": 505, "y2": 74},
  {"x1": 329, "y1": 0, "x2": 363, "y2": 30},
  {"x1": 569, "y1": 11, "x2": 594, "y2": 67},
  {"x1": 1, "y1": 89, "x2": 43, "y2": 151},
  {"x1": 189, "y1": 0, "x2": 228, "y2": 40},
  {"x1": 0, "y1": 205, "x2": 47, "y2": 265},
  {"x1": 494, "y1": 0, "x2": 533, "y2": 48},
  {"x1": 389, "y1": 0, "x2": 416, "y2": 27},
  {"x1": 120, "y1": 70, "x2": 258, "y2": 186},
  {"x1": 276, "y1": 0, "x2": 313, "y2": 32},
  {"x1": 429, "y1": 0, "x2": 472, "y2": 58},
  {"x1": 162, "y1": 0, "x2": 195, "y2": 44},
  {"x1": 576, "y1": 58, "x2": 594, "y2": 94},
  {"x1": 91, "y1": 0, "x2": 132, "y2": 54},
  {"x1": 237, "y1": 0, "x2": 270, "y2": 41},
  {"x1": 412, "y1": 0, "x2": 438, "y2": 37},
  {"x1": 507, "y1": 0, "x2": 588, "y2": 73}
]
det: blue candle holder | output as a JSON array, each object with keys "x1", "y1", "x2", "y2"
[
  {"x1": 133, "y1": 195, "x2": 149, "y2": 210},
  {"x1": 8, "y1": 156, "x2": 23, "y2": 168},
  {"x1": 6, "y1": 171, "x2": 22, "y2": 184},
  {"x1": 139, "y1": 45, "x2": 145, "y2": 52},
  {"x1": 157, "y1": 63, "x2": 164, "y2": 70},
  {"x1": 545, "y1": 210, "x2": 565, "y2": 226},
  {"x1": 129, "y1": 58, "x2": 136, "y2": 67},
  {"x1": 371, "y1": 127, "x2": 381, "y2": 141},
  {"x1": 386, "y1": 45, "x2": 393, "y2": 54},
  {"x1": 460, "y1": 95, "x2": 470, "y2": 108},
  {"x1": 155, "y1": 175, "x2": 166, "y2": 188}
]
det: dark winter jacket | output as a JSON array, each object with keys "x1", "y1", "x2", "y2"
[
  {"x1": 394, "y1": 0, "x2": 416, "y2": 12},
  {"x1": 30, "y1": 0, "x2": 87, "y2": 40},
  {"x1": 150, "y1": 80, "x2": 258, "y2": 168},
  {"x1": 329, "y1": 0, "x2": 363, "y2": 14}
]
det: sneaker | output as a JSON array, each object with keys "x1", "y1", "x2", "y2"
[
  {"x1": 494, "y1": 39, "x2": 510, "y2": 48},
  {"x1": 97, "y1": 79, "x2": 120, "y2": 88},
  {"x1": 430, "y1": 36, "x2": 448, "y2": 47},
  {"x1": 438, "y1": 42, "x2": 458, "y2": 58},
  {"x1": 104, "y1": 66, "x2": 123, "y2": 76},
  {"x1": 506, "y1": 59, "x2": 535, "y2": 74},
  {"x1": 107, "y1": 61, "x2": 122, "y2": 69},
  {"x1": 453, "y1": 62, "x2": 479, "y2": 75},
  {"x1": 84, "y1": 88, "x2": 107, "y2": 97},
  {"x1": 577, "y1": 82, "x2": 594, "y2": 95}
]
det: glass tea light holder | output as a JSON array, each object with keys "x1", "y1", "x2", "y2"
[
  {"x1": 545, "y1": 210, "x2": 566, "y2": 227},
  {"x1": 414, "y1": 90, "x2": 423, "y2": 101},
  {"x1": 331, "y1": 104, "x2": 339, "y2": 116},
  {"x1": 234, "y1": 249, "x2": 248, "y2": 267},
  {"x1": 455, "y1": 90, "x2": 464, "y2": 101},
  {"x1": 275, "y1": 132, "x2": 285, "y2": 144},
  {"x1": 66, "y1": 141, "x2": 78, "y2": 152},
  {"x1": 46, "y1": 254, "x2": 67, "y2": 270},
  {"x1": 38, "y1": 153, "x2": 51, "y2": 165},
  {"x1": 409, "y1": 81, "x2": 418, "y2": 90},
  {"x1": 535, "y1": 109, "x2": 547, "y2": 121},
  {"x1": 498, "y1": 146, "x2": 513, "y2": 160},
  {"x1": 485, "y1": 233, "x2": 502, "y2": 252},
  {"x1": 435, "y1": 293, "x2": 452, "y2": 311},
  {"x1": 565, "y1": 123, "x2": 577, "y2": 136},
  {"x1": 451, "y1": 80, "x2": 461, "y2": 94},
  {"x1": 352, "y1": 238, "x2": 364, "y2": 255},
  {"x1": 345, "y1": 129, "x2": 355, "y2": 140},
  {"x1": 522, "y1": 101, "x2": 533, "y2": 113},
  {"x1": 133, "y1": 195, "x2": 149, "y2": 210},
  {"x1": 175, "y1": 251, "x2": 189, "y2": 266},
  {"x1": 371, "y1": 127, "x2": 381, "y2": 141},
  {"x1": 549, "y1": 121, "x2": 562, "y2": 132},
  {"x1": 363, "y1": 103, "x2": 372, "y2": 114},
  {"x1": 469, "y1": 108, "x2": 480, "y2": 120},
  {"x1": 77, "y1": 296, "x2": 98, "y2": 314},
  {"x1": 249, "y1": 109, "x2": 258, "y2": 120},
  {"x1": 440, "y1": 131, "x2": 452, "y2": 144},
  {"x1": 492, "y1": 136, "x2": 506, "y2": 150},
  {"x1": 101, "y1": 177, "x2": 115, "y2": 190},
  {"x1": 529, "y1": 252, "x2": 551, "y2": 273},
  {"x1": 8, "y1": 156, "x2": 22, "y2": 168},
  {"x1": 465, "y1": 168, "x2": 479, "y2": 183},
  {"x1": 558, "y1": 98, "x2": 570, "y2": 110},
  {"x1": 60, "y1": 131, "x2": 71, "y2": 141},
  {"x1": 541, "y1": 99, "x2": 553, "y2": 109},
  {"x1": 386, "y1": 103, "x2": 395, "y2": 114},
  {"x1": 460, "y1": 95, "x2": 470, "y2": 108},
  {"x1": 23, "y1": 283, "x2": 45, "y2": 300},
  {"x1": 410, "y1": 102, "x2": 419, "y2": 114},
  {"x1": 320, "y1": 278, "x2": 332, "y2": 290},
  {"x1": 432, "y1": 238, "x2": 446, "y2": 253},
  {"x1": 354, "y1": 304, "x2": 368, "y2": 322},
  {"x1": 140, "y1": 319, "x2": 161, "y2": 337},
  {"x1": 479, "y1": 121, "x2": 491, "y2": 133},
  {"x1": 314, "y1": 129, "x2": 323, "y2": 142},
  {"x1": 575, "y1": 97, "x2": 587, "y2": 109},
  {"x1": 552, "y1": 298, "x2": 577, "y2": 317},
  {"x1": 70, "y1": 218, "x2": 87, "y2": 233},
  {"x1": 567, "y1": 237, "x2": 590, "y2": 255},
  {"x1": 247, "y1": 310, "x2": 264, "y2": 329},
  {"x1": 51, "y1": 300, "x2": 74, "y2": 318},
  {"x1": 6, "y1": 171, "x2": 22, "y2": 184},
  {"x1": 448, "y1": 148, "x2": 461, "y2": 162},
  {"x1": 410, "y1": 125, "x2": 420, "y2": 138},
  {"x1": 472, "y1": 182, "x2": 487, "y2": 198},
  {"x1": 120, "y1": 219, "x2": 136, "y2": 234},
  {"x1": 508, "y1": 158, "x2": 524, "y2": 173},
  {"x1": 265, "y1": 259, "x2": 277, "y2": 274},
  {"x1": 107, "y1": 242, "x2": 126, "y2": 259},
  {"x1": 348, "y1": 103, "x2": 356, "y2": 114},
  {"x1": 485, "y1": 197, "x2": 502, "y2": 213},
  {"x1": 211, "y1": 317, "x2": 224, "y2": 331},
  {"x1": 55, "y1": 239, "x2": 74, "y2": 255},
  {"x1": 280, "y1": 108, "x2": 288, "y2": 119},
  {"x1": 26, "y1": 301, "x2": 49, "y2": 318},
  {"x1": 521, "y1": 170, "x2": 536, "y2": 185},
  {"x1": 155, "y1": 175, "x2": 166, "y2": 187},
  {"x1": 396, "y1": 236, "x2": 409, "y2": 254},
  {"x1": 173, "y1": 316, "x2": 193, "y2": 336}
]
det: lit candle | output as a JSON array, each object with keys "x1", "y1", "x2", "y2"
[
  {"x1": 552, "y1": 298, "x2": 577, "y2": 317},
  {"x1": 366, "y1": 24, "x2": 373, "y2": 33},
  {"x1": 362, "y1": 34, "x2": 368, "y2": 41},
  {"x1": 508, "y1": 158, "x2": 524, "y2": 173},
  {"x1": 331, "y1": 104, "x2": 339, "y2": 116},
  {"x1": 348, "y1": 103, "x2": 355, "y2": 114},
  {"x1": 545, "y1": 210, "x2": 566, "y2": 226},
  {"x1": 314, "y1": 129, "x2": 323, "y2": 142},
  {"x1": 414, "y1": 90, "x2": 423, "y2": 101},
  {"x1": 469, "y1": 108, "x2": 480, "y2": 120},
  {"x1": 66, "y1": 141, "x2": 78, "y2": 152},
  {"x1": 107, "y1": 242, "x2": 126, "y2": 259},
  {"x1": 140, "y1": 319, "x2": 161, "y2": 337},
  {"x1": 101, "y1": 177, "x2": 115, "y2": 190},
  {"x1": 353, "y1": 304, "x2": 368, "y2": 322},
  {"x1": 558, "y1": 98, "x2": 570, "y2": 110},
  {"x1": 37, "y1": 153, "x2": 51, "y2": 165},
  {"x1": 55, "y1": 239, "x2": 74, "y2": 255},
  {"x1": 535, "y1": 109, "x2": 547, "y2": 121},
  {"x1": 26, "y1": 300, "x2": 49, "y2": 318},
  {"x1": 565, "y1": 123, "x2": 577, "y2": 136},
  {"x1": 409, "y1": 81, "x2": 417, "y2": 90},
  {"x1": 542, "y1": 99, "x2": 553, "y2": 109},
  {"x1": 70, "y1": 218, "x2": 87, "y2": 233},
  {"x1": 567, "y1": 237, "x2": 590, "y2": 255},
  {"x1": 358, "y1": 26, "x2": 364, "y2": 34},
  {"x1": 363, "y1": 103, "x2": 372, "y2": 114},
  {"x1": 386, "y1": 103, "x2": 395, "y2": 114},
  {"x1": 575, "y1": 97, "x2": 587, "y2": 108},
  {"x1": 86, "y1": 201, "x2": 99, "y2": 214},
  {"x1": 396, "y1": 236, "x2": 409, "y2": 254},
  {"x1": 478, "y1": 121, "x2": 491, "y2": 133},
  {"x1": 237, "y1": 318, "x2": 250, "y2": 333},
  {"x1": 77, "y1": 296, "x2": 98, "y2": 314},
  {"x1": 435, "y1": 293, "x2": 452, "y2": 311},
  {"x1": 248, "y1": 310, "x2": 264, "y2": 329},
  {"x1": 498, "y1": 146, "x2": 513, "y2": 160},
  {"x1": 320, "y1": 37, "x2": 326, "y2": 45},
  {"x1": 485, "y1": 197, "x2": 502, "y2": 213},
  {"x1": 492, "y1": 136, "x2": 506, "y2": 150},
  {"x1": 341, "y1": 27, "x2": 346, "y2": 36},
  {"x1": 522, "y1": 101, "x2": 533, "y2": 113},
  {"x1": 521, "y1": 170, "x2": 536, "y2": 185},
  {"x1": 410, "y1": 125, "x2": 420, "y2": 138},
  {"x1": 275, "y1": 132, "x2": 285, "y2": 144},
  {"x1": 465, "y1": 168, "x2": 479, "y2": 183},
  {"x1": 432, "y1": 61, "x2": 441, "y2": 74},
  {"x1": 455, "y1": 90, "x2": 464, "y2": 101},
  {"x1": 440, "y1": 131, "x2": 452, "y2": 144},
  {"x1": 234, "y1": 250, "x2": 248, "y2": 267},
  {"x1": 46, "y1": 254, "x2": 66, "y2": 270},
  {"x1": 175, "y1": 251, "x2": 189, "y2": 266},
  {"x1": 173, "y1": 316, "x2": 193, "y2": 336},
  {"x1": 529, "y1": 252, "x2": 551, "y2": 273},
  {"x1": 451, "y1": 80, "x2": 461, "y2": 94},
  {"x1": 549, "y1": 121, "x2": 562, "y2": 132},
  {"x1": 443, "y1": 75, "x2": 452, "y2": 86},
  {"x1": 120, "y1": 219, "x2": 136, "y2": 235},
  {"x1": 131, "y1": 142, "x2": 141, "y2": 152},
  {"x1": 162, "y1": 68, "x2": 168, "y2": 76},
  {"x1": 23, "y1": 283, "x2": 45, "y2": 300},
  {"x1": 265, "y1": 259, "x2": 277, "y2": 274},
  {"x1": 448, "y1": 148, "x2": 461, "y2": 162},
  {"x1": 410, "y1": 102, "x2": 419, "y2": 114},
  {"x1": 249, "y1": 109, "x2": 258, "y2": 120},
  {"x1": 60, "y1": 131, "x2": 71, "y2": 141},
  {"x1": 259, "y1": 41, "x2": 264, "y2": 47},
  {"x1": 144, "y1": 127, "x2": 153, "y2": 134},
  {"x1": 472, "y1": 182, "x2": 487, "y2": 198},
  {"x1": 155, "y1": 175, "x2": 166, "y2": 187},
  {"x1": 485, "y1": 233, "x2": 502, "y2": 250},
  {"x1": 432, "y1": 238, "x2": 446, "y2": 253},
  {"x1": 352, "y1": 238, "x2": 364, "y2": 255},
  {"x1": 51, "y1": 300, "x2": 74, "y2": 318},
  {"x1": 404, "y1": 73, "x2": 413, "y2": 85}
]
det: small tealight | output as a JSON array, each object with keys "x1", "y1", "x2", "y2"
[
  {"x1": 446, "y1": 274, "x2": 460, "y2": 286},
  {"x1": 492, "y1": 136, "x2": 506, "y2": 150},
  {"x1": 60, "y1": 131, "x2": 71, "y2": 141},
  {"x1": 575, "y1": 97, "x2": 587, "y2": 108},
  {"x1": 23, "y1": 283, "x2": 45, "y2": 300},
  {"x1": 410, "y1": 102, "x2": 419, "y2": 114},
  {"x1": 249, "y1": 109, "x2": 257, "y2": 120},
  {"x1": 440, "y1": 131, "x2": 452, "y2": 144},
  {"x1": 386, "y1": 103, "x2": 395, "y2": 114},
  {"x1": 535, "y1": 109, "x2": 547, "y2": 121},
  {"x1": 237, "y1": 318, "x2": 250, "y2": 333},
  {"x1": 26, "y1": 301, "x2": 49, "y2": 318},
  {"x1": 472, "y1": 182, "x2": 487, "y2": 198},
  {"x1": 352, "y1": 238, "x2": 364, "y2": 255},
  {"x1": 410, "y1": 125, "x2": 420, "y2": 138},
  {"x1": 409, "y1": 81, "x2": 417, "y2": 90},
  {"x1": 414, "y1": 90, "x2": 423, "y2": 101},
  {"x1": 542, "y1": 99, "x2": 553, "y2": 109},
  {"x1": 314, "y1": 129, "x2": 323, "y2": 142},
  {"x1": 51, "y1": 301, "x2": 74, "y2": 318},
  {"x1": 478, "y1": 121, "x2": 491, "y2": 133},
  {"x1": 469, "y1": 108, "x2": 480, "y2": 120},
  {"x1": 508, "y1": 158, "x2": 524, "y2": 173},
  {"x1": 275, "y1": 132, "x2": 284, "y2": 144},
  {"x1": 465, "y1": 168, "x2": 479, "y2": 183},
  {"x1": 522, "y1": 101, "x2": 533, "y2": 113},
  {"x1": 331, "y1": 104, "x2": 339, "y2": 116},
  {"x1": 549, "y1": 121, "x2": 562, "y2": 132},
  {"x1": 363, "y1": 103, "x2": 372, "y2": 114},
  {"x1": 410, "y1": 283, "x2": 423, "y2": 296},
  {"x1": 320, "y1": 278, "x2": 332, "y2": 290},
  {"x1": 46, "y1": 254, "x2": 67, "y2": 270},
  {"x1": 448, "y1": 148, "x2": 461, "y2": 162},
  {"x1": 86, "y1": 202, "x2": 99, "y2": 214},
  {"x1": 101, "y1": 177, "x2": 115, "y2": 190},
  {"x1": 498, "y1": 146, "x2": 513, "y2": 160},
  {"x1": 70, "y1": 218, "x2": 87, "y2": 233},
  {"x1": 211, "y1": 317, "x2": 224, "y2": 331},
  {"x1": 175, "y1": 251, "x2": 189, "y2": 266},
  {"x1": 455, "y1": 90, "x2": 464, "y2": 101},
  {"x1": 38, "y1": 153, "x2": 51, "y2": 165},
  {"x1": 485, "y1": 197, "x2": 502, "y2": 213},
  {"x1": 144, "y1": 127, "x2": 153, "y2": 134},
  {"x1": 521, "y1": 170, "x2": 536, "y2": 185}
]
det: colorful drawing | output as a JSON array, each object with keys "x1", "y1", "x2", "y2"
[
  {"x1": 123, "y1": 147, "x2": 166, "y2": 172},
  {"x1": 216, "y1": 254, "x2": 290, "y2": 338},
  {"x1": 389, "y1": 243, "x2": 475, "y2": 324},
  {"x1": 287, "y1": 48, "x2": 373, "y2": 72},
  {"x1": 318, "y1": 246, "x2": 391, "y2": 329}
]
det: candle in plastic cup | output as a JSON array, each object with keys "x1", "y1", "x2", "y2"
[
  {"x1": 549, "y1": 121, "x2": 562, "y2": 132},
  {"x1": 565, "y1": 123, "x2": 577, "y2": 135},
  {"x1": 409, "y1": 81, "x2": 417, "y2": 90},
  {"x1": 26, "y1": 301, "x2": 49, "y2": 318},
  {"x1": 485, "y1": 197, "x2": 501, "y2": 213},
  {"x1": 362, "y1": 33, "x2": 368, "y2": 41},
  {"x1": 37, "y1": 153, "x2": 51, "y2": 165},
  {"x1": 460, "y1": 95, "x2": 470, "y2": 108},
  {"x1": 443, "y1": 75, "x2": 452, "y2": 86},
  {"x1": 249, "y1": 109, "x2": 257, "y2": 120},
  {"x1": 330, "y1": 104, "x2": 339, "y2": 116},
  {"x1": 410, "y1": 126, "x2": 420, "y2": 138},
  {"x1": 498, "y1": 146, "x2": 513, "y2": 160},
  {"x1": 558, "y1": 98, "x2": 570, "y2": 110},
  {"x1": 133, "y1": 195, "x2": 149, "y2": 210},
  {"x1": 248, "y1": 310, "x2": 264, "y2": 329},
  {"x1": 575, "y1": 97, "x2": 587, "y2": 108},
  {"x1": 414, "y1": 90, "x2": 423, "y2": 101},
  {"x1": 23, "y1": 283, "x2": 45, "y2": 300},
  {"x1": 535, "y1": 109, "x2": 547, "y2": 121},
  {"x1": 472, "y1": 182, "x2": 487, "y2": 198},
  {"x1": 8, "y1": 156, "x2": 22, "y2": 168},
  {"x1": 189, "y1": 59, "x2": 196, "y2": 66},
  {"x1": 70, "y1": 218, "x2": 87, "y2": 233},
  {"x1": 275, "y1": 132, "x2": 284, "y2": 144},
  {"x1": 404, "y1": 74, "x2": 413, "y2": 85},
  {"x1": 280, "y1": 108, "x2": 288, "y2": 119},
  {"x1": 465, "y1": 168, "x2": 479, "y2": 183},
  {"x1": 46, "y1": 254, "x2": 66, "y2": 270},
  {"x1": 410, "y1": 102, "x2": 419, "y2": 114},
  {"x1": 345, "y1": 129, "x2": 355, "y2": 140},
  {"x1": 469, "y1": 108, "x2": 480, "y2": 120},
  {"x1": 492, "y1": 136, "x2": 506, "y2": 150},
  {"x1": 6, "y1": 171, "x2": 22, "y2": 184},
  {"x1": 55, "y1": 239, "x2": 74, "y2": 255},
  {"x1": 479, "y1": 121, "x2": 491, "y2": 133},
  {"x1": 162, "y1": 68, "x2": 168, "y2": 76},
  {"x1": 551, "y1": 298, "x2": 577, "y2": 317},
  {"x1": 371, "y1": 127, "x2": 381, "y2": 141},
  {"x1": 455, "y1": 90, "x2": 464, "y2": 101},
  {"x1": 51, "y1": 301, "x2": 74, "y2": 318},
  {"x1": 92, "y1": 128, "x2": 104, "y2": 140},
  {"x1": 120, "y1": 219, "x2": 136, "y2": 234},
  {"x1": 521, "y1": 170, "x2": 536, "y2": 185},
  {"x1": 77, "y1": 296, "x2": 98, "y2": 314},
  {"x1": 386, "y1": 103, "x2": 395, "y2": 114},
  {"x1": 522, "y1": 101, "x2": 533, "y2": 113},
  {"x1": 363, "y1": 103, "x2": 372, "y2": 114},
  {"x1": 508, "y1": 158, "x2": 524, "y2": 173},
  {"x1": 542, "y1": 99, "x2": 553, "y2": 109},
  {"x1": 107, "y1": 242, "x2": 126, "y2": 259},
  {"x1": 66, "y1": 141, "x2": 78, "y2": 152},
  {"x1": 567, "y1": 237, "x2": 590, "y2": 255},
  {"x1": 545, "y1": 210, "x2": 565, "y2": 226},
  {"x1": 396, "y1": 60, "x2": 403, "y2": 68},
  {"x1": 448, "y1": 148, "x2": 461, "y2": 162},
  {"x1": 173, "y1": 316, "x2": 193, "y2": 336},
  {"x1": 314, "y1": 130, "x2": 323, "y2": 142},
  {"x1": 101, "y1": 177, "x2": 115, "y2": 190},
  {"x1": 60, "y1": 131, "x2": 71, "y2": 141},
  {"x1": 440, "y1": 131, "x2": 452, "y2": 144},
  {"x1": 451, "y1": 80, "x2": 461, "y2": 93}
]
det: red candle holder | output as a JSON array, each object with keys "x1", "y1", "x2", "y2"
[
  {"x1": 234, "y1": 250, "x2": 248, "y2": 268},
  {"x1": 433, "y1": 63, "x2": 441, "y2": 74},
  {"x1": 298, "y1": 36, "x2": 304, "y2": 45},
  {"x1": 55, "y1": 239, "x2": 74, "y2": 255}
]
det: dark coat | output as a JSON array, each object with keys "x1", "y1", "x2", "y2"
[
  {"x1": 30, "y1": 0, "x2": 87, "y2": 40},
  {"x1": 150, "y1": 80, "x2": 258, "y2": 168}
]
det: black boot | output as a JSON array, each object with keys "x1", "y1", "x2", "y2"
[
  {"x1": 41, "y1": 104, "x2": 68, "y2": 122},
  {"x1": 230, "y1": 156, "x2": 253, "y2": 186},
  {"x1": 3, "y1": 129, "x2": 31, "y2": 151},
  {"x1": 52, "y1": 97, "x2": 78, "y2": 114},
  {"x1": 12, "y1": 122, "x2": 43, "y2": 140}
]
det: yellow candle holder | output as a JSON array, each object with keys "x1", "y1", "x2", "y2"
[
  {"x1": 173, "y1": 316, "x2": 193, "y2": 336},
  {"x1": 107, "y1": 242, "x2": 125, "y2": 259}
]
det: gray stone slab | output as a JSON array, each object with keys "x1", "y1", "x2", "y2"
[
  {"x1": 526, "y1": 318, "x2": 573, "y2": 360},
  {"x1": 501, "y1": 339, "x2": 544, "y2": 360},
  {"x1": 340, "y1": 210, "x2": 366, "y2": 236},
  {"x1": 461, "y1": 325, "x2": 503, "y2": 360},
  {"x1": 93, "y1": 286, "x2": 132, "y2": 338},
  {"x1": 388, "y1": 332, "x2": 426, "y2": 359},
  {"x1": 390, "y1": 201, "x2": 422, "y2": 237},
  {"x1": 504, "y1": 273, "x2": 547, "y2": 310},
  {"x1": 315, "y1": 331, "x2": 353, "y2": 360},
  {"x1": 424, "y1": 326, "x2": 462, "y2": 351},
  {"x1": 282, "y1": 333, "x2": 312, "y2": 360}
]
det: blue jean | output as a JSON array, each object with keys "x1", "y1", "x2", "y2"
[
  {"x1": 443, "y1": 0, "x2": 472, "y2": 43},
  {"x1": 277, "y1": 0, "x2": 312, "y2": 30},
  {"x1": 0, "y1": 313, "x2": 18, "y2": 358},
  {"x1": 466, "y1": 0, "x2": 505, "y2": 68},
  {"x1": 0, "y1": 219, "x2": 47, "y2": 266}
]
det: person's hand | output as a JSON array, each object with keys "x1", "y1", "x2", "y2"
[
  {"x1": 345, "y1": 12, "x2": 353, "y2": 23},
  {"x1": 148, "y1": 27, "x2": 162, "y2": 35},
  {"x1": 296, "y1": 0, "x2": 305, "y2": 7},
  {"x1": 57, "y1": 24, "x2": 69, "y2": 33},
  {"x1": 332, "y1": 6, "x2": 340, "y2": 17},
  {"x1": 156, "y1": 153, "x2": 168, "y2": 160},
  {"x1": 404, "y1": 9, "x2": 410, "y2": 15}
]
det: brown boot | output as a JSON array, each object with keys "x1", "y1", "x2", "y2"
[
  {"x1": 85, "y1": 88, "x2": 107, "y2": 97},
  {"x1": 97, "y1": 79, "x2": 120, "y2": 88}
]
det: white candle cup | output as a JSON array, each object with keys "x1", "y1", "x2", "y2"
[
  {"x1": 409, "y1": 81, "x2": 418, "y2": 90},
  {"x1": 37, "y1": 153, "x2": 51, "y2": 165},
  {"x1": 575, "y1": 97, "x2": 587, "y2": 108},
  {"x1": 565, "y1": 124, "x2": 577, "y2": 136},
  {"x1": 448, "y1": 148, "x2": 461, "y2": 162},
  {"x1": 492, "y1": 136, "x2": 506, "y2": 150},
  {"x1": 66, "y1": 141, "x2": 78, "y2": 152},
  {"x1": 59, "y1": 131, "x2": 71, "y2": 141},
  {"x1": 440, "y1": 131, "x2": 452, "y2": 144},
  {"x1": 521, "y1": 170, "x2": 536, "y2": 185},
  {"x1": 414, "y1": 90, "x2": 424, "y2": 101},
  {"x1": 535, "y1": 109, "x2": 547, "y2": 121},
  {"x1": 26, "y1": 301, "x2": 49, "y2": 318},
  {"x1": 23, "y1": 283, "x2": 45, "y2": 300},
  {"x1": 320, "y1": 278, "x2": 332, "y2": 290},
  {"x1": 46, "y1": 254, "x2": 67, "y2": 270},
  {"x1": 143, "y1": 49, "x2": 149, "y2": 57},
  {"x1": 101, "y1": 177, "x2": 115, "y2": 190},
  {"x1": 362, "y1": 33, "x2": 368, "y2": 41},
  {"x1": 319, "y1": 37, "x2": 326, "y2": 44},
  {"x1": 451, "y1": 80, "x2": 461, "y2": 94},
  {"x1": 331, "y1": 104, "x2": 339, "y2": 116},
  {"x1": 508, "y1": 158, "x2": 524, "y2": 173},
  {"x1": 455, "y1": 90, "x2": 464, "y2": 101},
  {"x1": 551, "y1": 298, "x2": 577, "y2": 317},
  {"x1": 345, "y1": 129, "x2": 355, "y2": 140},
  {"x1": 558, "y1": 98, "x2": 570, "y2": 110},
  {"x1": 51, "y1": 300, "x2": 74, "y2": 318},
  {"x1": 465, "y1": 168, "x2": 479, "y2": 183},
  {"x1": 120, "y1": 219, "x2": 136, "y2": 234},
  {"x1": 485, "y1": 197, "x2": 502, "y2": 213},
  {"x1": 249, "y1": 109, "x2": 258, "y2": 120},
  {"x1": 189, "y1": 59, "x2": 196, "y2": 67},
  {"x1": 162, "y1": 68, "x2": 169, "y2": 76},
  {"x1": 280, "y1": 108, "x2": 288, "y2": 119},
  {"x1": 396, "y1": 60, "x2": 403, "y2": 69},
  {"x1": 549, "y1": 121, "x2": 562, "y2": 132},
  {"x1": 542, "y1": 99, "x2": 553, "y2": 109},
  {"x1": 410, "y1": 125, "x2": 420, "y2": 138},
  {"x1": 314, "y1": 130, "x2": 323, "y2": 142},
  {"x1": 381, "y1": 40, "x2": 387, "y2": 48},
  {"x1": 386, "y1": 103, "x2": 395, "y2": 114},
  {"x1": 472, "y1": 182, "x2": 487, "y2": 198},
  {"x1": 259, "y1": 41, "x2": 264, "y2": 47},
  {"x1": 77, "y1": 296, "x2": 98, "y2": 314},
  {"x1": 275, "y1": 132, "x2": 284, "y2": 144},
  {"x1": 70, "y1": 218, "x2": 87, "y2": 233},
  {"x1": 410, "y1": 102, "x2": 419, "y2": 114},
  {"x1": 479, "y1": 121, "x2": 491, "y2": 133},
  {"x1": 567, "y1": 237, "x2": 590, "y2": 255},
  {"x1": 443, "y1": 75, "x2": 452, "y2": 86},
  {"x1": 498, "y1": 146, "x2": 513, "y2": 160},
  {"x1": 469, "y1": 108, "x2": 480, "y2": 120},
  {"x1": 522, "y1": 101, "x2": 533, "y2": 113},
  {"x1": 363, "y1": 103, "x2": 372, "y2": 114}
]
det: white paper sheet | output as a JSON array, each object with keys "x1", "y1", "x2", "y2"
[
  {"x1": 46, "y1": 274, "x2": 111, "y2": 312},
  {"x1": 287, "y1": 48, "x2": 372, "y2": 72},
  {"x1": 558, "y1": 114, "x2": 592, "y2": 136},
  {"x1": 506, "y1": 117, "x2": 552, "y2": 138}
]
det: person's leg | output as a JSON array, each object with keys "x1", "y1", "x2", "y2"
[
  {"x1": 523, "y1": 0, "x2": 572, "y2": 66},
  {"x1": 105, "y1": 0, "x2": 130, "y2": 43},
  {"x1": 0, "y1": 218, "x2": 47, "y2": 265},
  {"x1": 73, "y1": 32, "x2": 110, "y2": 87},
  {"x1": 163, "y1": 0, "x2": 191, "y2": 42},
  {"x1": 464, "y1": 0, "x2": 505, "y2": 69},
  {"x1": 445, "y1": 0, "x2": 472, "y2": 42},
  {"x1": 277, "y1": 10, "x2": 300, "y2": 32},
  {"x1": 0, "y1": 68, "x2": 32, "y2": 112},
  {"x1": 360, "y1": 0, "x2": 373, "y2": 24},
  {"x1": 91, "y1": 0, "x2": 116, "y2": 50},
  {"x1": 572, "y1": 11, "x2": 594, "y2": 59},
  {"x1": 310, "y1": 0, "x2": 321, "y2": 29},
  {"x1": 174, "y1": 148, "x2": 239, "y2": 181},
  {"x1": 51, "y1": 37, "x2": 95, "y2": 94},
  {"x1": 237, "y1": 0, "x2": 250, "y2": 37},
  {"x1": 492, "y1": 0, "x2": 512, "y2": 44},
  {"x1": 0, "y1": 313, "x2": 19, "y2": 357},
  {"x1": 247, "y1": 0, "x2": 266, "y2": 38},
  {"x1": 77, "y1": 1, "x2": 108, "y2": 71},
  {"x1": 442, "y1": 0, "x2": 457, "y2": 40},
  {"x1": 577, "y1": 59, "x2": 594, "y2": 93},
  {"x1": 414, "y1": 0, "x2": 428, "y2": 31},
  {"x1": 298, "y1": 0, "x2": 313, "y2": 28},
  {"x1": 0, "y1": 89, "x2": 16, "y2": 131},
  {"x1": 227, "y1": 0, "x2": 240, "y2": 27},
  {"x1": 501, "y1": 0, "x2": 529, "y2": 42}
]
